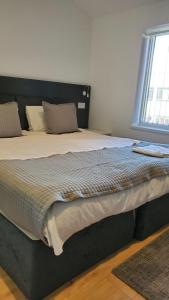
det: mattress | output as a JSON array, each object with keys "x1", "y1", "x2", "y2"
[{"x1": 1, "y1": 130, "x2": 169, "y2": 255}]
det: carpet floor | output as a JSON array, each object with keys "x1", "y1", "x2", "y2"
[{"x1": 112, "y1": 229, "x2": 169, "y2": 300}]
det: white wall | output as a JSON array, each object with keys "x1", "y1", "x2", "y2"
[
  {"x1": 90, "y1": 0, "x2": 169, "y2": 143},
  {"x1": 0, "y1": 0, "x2": 91, "y2": 84}
]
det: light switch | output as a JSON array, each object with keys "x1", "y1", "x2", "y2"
[{"x1": 78, "y1": 102, "x2": 86, "y2": 109}]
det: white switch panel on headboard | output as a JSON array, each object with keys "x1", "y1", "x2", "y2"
[{"x1": 78, "y1": 102, "x2": 86, "y2": 109}]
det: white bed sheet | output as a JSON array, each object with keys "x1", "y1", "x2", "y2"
[
  {"x1": 45, "y1": 176, "x2": 169, "y2": 255},
  {"x1": 0, "y1": 129, "x2": 136, "y2": 160},
  {"x1": 0, "y1": 130, "x2": 169, "y2": 255}
]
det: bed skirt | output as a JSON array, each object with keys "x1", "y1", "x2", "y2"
[{"x1": 0, "y1": 211, "x2": 134, "y2": 300}]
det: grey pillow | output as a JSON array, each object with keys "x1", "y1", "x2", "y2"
[
  {"x1": 43, "y1": 102, "x2": 78, "y2": 134},
  {"x1": 0, "y1": 102, "x2": 22, "y2": 138}
]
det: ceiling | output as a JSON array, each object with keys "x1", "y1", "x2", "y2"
[{"x1": 73, "y1": 0, "x2": 163, "y2": 18}]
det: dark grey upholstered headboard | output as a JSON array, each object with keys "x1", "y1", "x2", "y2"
[{"x1": 0, "y1": 76, "x2": 90, "y2": 130}]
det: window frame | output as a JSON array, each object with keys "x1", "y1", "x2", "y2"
[{"x1": 132, "y1": 24, "x2": 169, "y2": 135}]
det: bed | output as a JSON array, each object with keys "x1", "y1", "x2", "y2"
[{"x1": 0, "y1": 76, "x2": 169, "y2": 300}]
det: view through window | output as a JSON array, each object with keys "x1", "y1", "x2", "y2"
[{"x1": 134, "y1": 27, "x2": 169, "y2": 132}]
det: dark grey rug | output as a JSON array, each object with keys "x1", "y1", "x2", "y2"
[{"x1": 112, "y1": 230, "x2": 169, "y2": 300}]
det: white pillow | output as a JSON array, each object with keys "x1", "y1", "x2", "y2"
[{"x1": 26, "y1": 106, "x2": 46, "y2": 131}]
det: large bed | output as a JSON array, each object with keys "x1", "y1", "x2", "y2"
[{"x1": 0, "y1": 76, "x2": 169, "y2": 300}]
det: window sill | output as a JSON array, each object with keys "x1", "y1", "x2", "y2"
[{"x1": 131, "y1": 123, "x2": 169, "y2": 135}]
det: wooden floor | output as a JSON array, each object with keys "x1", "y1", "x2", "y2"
[{"x1": 1, "y1": 225, "x2": 168, "y2": 300}]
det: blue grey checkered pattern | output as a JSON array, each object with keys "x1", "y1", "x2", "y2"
[{"x1": 0, "y1": 146, "x2": 169, "y2": 242}]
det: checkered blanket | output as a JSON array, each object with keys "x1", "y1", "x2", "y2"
[{"x1": 0, "y1": 146, "x2": 169, "y2": 241}]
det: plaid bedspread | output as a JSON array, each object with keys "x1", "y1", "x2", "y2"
[{"x1": 0, "y1": 146, "x2": 169, "y2": 241}]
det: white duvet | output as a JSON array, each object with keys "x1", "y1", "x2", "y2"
[
  {"x1": 1, "y1": 130, "x2": 169, "y2": 255},
  {"x1": 0, "y1": 129, "x2": 136, "y2": 159}
]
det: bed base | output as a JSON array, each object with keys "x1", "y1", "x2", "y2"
[
  {"x1": 134, "y1": 193, "x2": 169, "y2": 240},
  {"x1": 0, "y1": 211, "x2": 134, "y2": 300},
  {"x1": 1, "y1": 193, "x2": 169, "y2": 300}
]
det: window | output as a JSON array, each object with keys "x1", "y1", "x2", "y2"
[
  {"x1": 133, "y1": 24, "x2": 169, "y2": 133},
  {"x1": 157, "y1": 88, "x2": 169, "y2": 101},
  {"x1": 148, "y1": 87, "x2": 154, "y2": 101}
]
